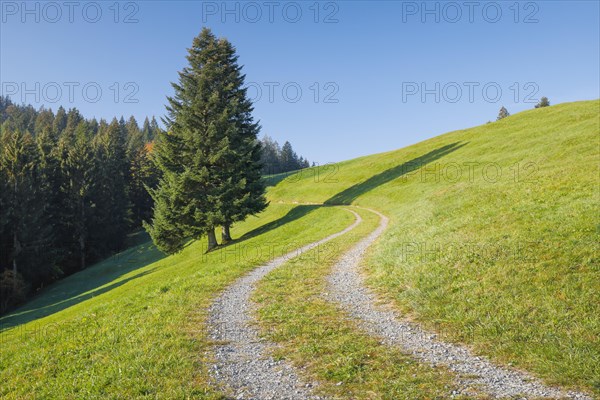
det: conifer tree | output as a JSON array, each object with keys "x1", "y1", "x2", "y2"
[
  {"x1": 260, "y1": 135, "x2": 281, "y2": 174},
  {"x1": 125, "y1": 116, "x2": 140, "y2": 137},
  {"x1": 147, "y1": 28, "x2": 224, "y2": 252},
  {"x1": 127, "y1": 119, "x2": 157, "y2": 227},
  {"x1": 1, "y1": 109, "x2": 58, "y2": 292},
  {"x1": 212, "y1": 37, "x2": 266, "y2": 243},
  {"x1": 142, "y1": 117, "x2": 152, "y2": 142},
  {"x1": 0, "y1": 129, "x2": 40, "y2": 277},
  {"x1": 65, "y1": 108, "x2": 83, "y2": 134},
  {"x1": 281, "y1": 141, "x2": 300, "y2": 171},
  {"x1": 52, "y1": 106, "x2": 67, "y2": 134},
  {"x1": 89, "y1": 118, "x2": 99, "y2": 135},
  {"x1": 33, "y1": 121, "x2": 63, "y2": 282},
  {"x1": 535, "y1": 97, "x2": 550, "y2": 108},
  {"x1": 497, "y1": 106, "x2": 510, "y2": 121},
  {"x1": 91, "y1": 119, "x2": 131, "y2": 255},
  {"x1": 147, "y1": 28, "x2": 266, "y2": 252},
  {"x1": 56, "y1": 121, "x2": 97, "y2": 269},
  {"x1": 150, "y1": 117, "x2": 160, "y2": 140},
  {"x1": 34, "y1": 108, "x2": 55, "y2": 136}
]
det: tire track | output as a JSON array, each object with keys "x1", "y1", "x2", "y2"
[
  {"x1": 326, "y1": 207, "x2": 591, "y2": 400},
  {"x1": 207, "y1": 208, "x2": 361, "y2": 400}
]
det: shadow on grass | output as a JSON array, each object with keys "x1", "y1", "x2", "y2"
[
  {"x1": 0, "y1": 238, "x2": 165, "y2": 332},
  {"x1": 0, "y1": 207, "x2": 318, "y2": 331},
  {"x1": 236, "y1": 204, "x2": 320, "y2": 242},
  {"x1": 325, "y1": 142, "x2": 467, "y2": 205},
  {"x1": 262, "y1": 169, "x2": 302, "y2": 187},
  {"x1": 238, "y1": 143, "x2": 468, "y2": 243},
  {"x1": 1, "y1": 143, "x2": 466, "y2": 332}
]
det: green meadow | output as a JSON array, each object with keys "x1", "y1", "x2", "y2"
[
  {"x1": 267, "y1": 100, "x2": 600, "y2": 395},
  {"x1": 1, "y1": 100, "x2": 598, "y2": 398}
]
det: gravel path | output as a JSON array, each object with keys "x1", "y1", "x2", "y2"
[
  {"x1": 326, "y1": 207, "x2": 592, "y2": 400},
  {"x1": 207, "y1": 210, "x2": 362, "y2": 400}
]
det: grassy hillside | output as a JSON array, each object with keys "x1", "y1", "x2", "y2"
[
  {"x1": 267, "y1": 100, "x2": 600, "y2": 395},
  {"x1": 1, "y1": 100, "x2": 597, "y2": 398},
  {"x1": 0, "y1": 204, "x2": 354, "y2": 399},
  {"x1": 254, "y1": 207, "x2": 487, "y2": 399}
]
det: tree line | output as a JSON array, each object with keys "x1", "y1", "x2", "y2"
[
  {"x1": 259, "y1": 135, "x2": 311, "y2": 175},
  {"x1": 0, "y1": 97, "x2": 162, "y2": 312},
  {"x1": 0, "y1": 28, "x2": 310, "y2": 313}
]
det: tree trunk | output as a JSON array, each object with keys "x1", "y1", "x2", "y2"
[
  {"x1": 206, "y1": 228, "x2": 218, "y2": 251},
  {"x1": 221, "y1": 224, "x2": 232, "y2": 243}
]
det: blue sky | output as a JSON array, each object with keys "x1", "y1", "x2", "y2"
[{"x1": 1, "y1": 1, "x2": 599, "y2": 163}]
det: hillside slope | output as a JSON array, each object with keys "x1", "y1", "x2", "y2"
[
  {"x1": 1, "y1": 100, "x2": 597, "y2": 398},
  {"x1": 0, "y1": 204, "x2": 355, "y2": 398},
  {"x1": 267, "y1": 100, "x2": 600, "y2": 394}
]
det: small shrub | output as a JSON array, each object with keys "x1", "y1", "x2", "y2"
[
  {"x1": 497, "y1": 106, "x2": 510, "y2": 120},
  {"x1": 535, "y1": 97, "x2": 551, "y2": 108}
]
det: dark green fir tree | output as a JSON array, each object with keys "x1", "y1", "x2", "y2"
[{"x1": 145, "y1": 27, "x2": 266, "y2": 252}]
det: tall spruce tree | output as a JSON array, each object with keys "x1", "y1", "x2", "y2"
[
  {"x1": 150, "y1": 117, "x2": 160, "y2": 140},
  {"x1": 146, "y1": 27, "x2": 266, "y2": 252},
  {"x1": 52, "y1": 106, "x2": 67, "y2": 134},
  {"x1": 0, "y1": 129, "x2": 40, "y2": 277},
  {"x1": 281, "y1": 141, "x2": 300, "y2": 171},
  {"x1": 33, "y1": 120, "x2": 63, "y2": 284},
  {"x1": 65, "y1": 108, "x2": 83, "y2": 135},
  {"x1": 142, "y1": 117, "x2": 152, "y2": 142},
  {"x1": 213, "y1": 38, "x2": 267, "y2": 243},
  {"x1": 126, "y1": 118, "x2": 157, "y2": 228},
  {"x1": 0, "y1": 127, "x2": 44, "y2": 310},
  {"x1": 260, "y1": 135, "x2": 281, "y2": 174},
  {"x1": 91, "y1": 119, "x2": 131, "y2": 255},
  {"x1": 146, "y1": 28, "x2": 224, "y2": 252},
  {"x1": 57, "y1": 121, "x2": 97, "y2": 269},
  {"x1": 34, "y1": 108, "x2": 55, "y2": 136}
]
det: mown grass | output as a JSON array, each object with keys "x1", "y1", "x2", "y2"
[
  {"x1": 1, "y1": 100, "x2": 597, "y2": 398},
  {"x1": 0, "y1": 204, "x2": 353, "y2": 399},
  {"x1": 254, "y1": 206, "x2": 488, "y2": 399},
  {"x1": 267, "y1": 100, "x2": 600, "y2": 396}
]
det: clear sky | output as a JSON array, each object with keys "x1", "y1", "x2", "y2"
[{"x1": 1, "y1": 1, "x2": 599, "y2": 163}]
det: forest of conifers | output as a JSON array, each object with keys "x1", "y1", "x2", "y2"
[
  {"x1": 0, "y1": 96, "x2": 161, "y2": 312},
  {"x1": 0, "y1": 95, "x2": 309, "y2": 313}
]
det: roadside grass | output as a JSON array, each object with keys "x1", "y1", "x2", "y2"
[
  {"x1": 267, "y1": 100, "x2": 600, "y2": 396},
  {"x1": 254, "y1": 207, "x2": 488, "y2": 399},
  {"x1": 0, "y1": 204, "x2": 353, "y2": 399}
]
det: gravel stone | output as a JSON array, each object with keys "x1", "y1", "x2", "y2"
[
  {"x1": 207, "y1": 213, "x2": 361, "y2": 399},
  {"x1": 326, "y1": 207, "x2": 592, "y2": 400}
]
